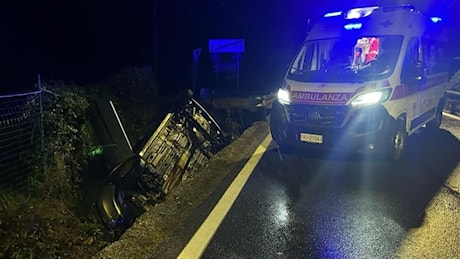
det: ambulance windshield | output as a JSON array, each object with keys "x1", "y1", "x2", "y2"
[{"x1": 287, "y1": 35, "x2": 403, "y2": 83}]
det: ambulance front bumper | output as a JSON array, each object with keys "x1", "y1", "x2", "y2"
[{"x1": 270, "y1": 101, "x2": 396, "y2": 154}]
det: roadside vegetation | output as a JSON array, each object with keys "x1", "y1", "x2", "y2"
[
  {"x1": 0, "y1": 66, "x2": 250, "y2": 258},
  {"x1": 0, "y1": 66, "x2": 163, "y2": 258}
]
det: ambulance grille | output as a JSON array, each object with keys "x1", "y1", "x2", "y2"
[{"x1": 288, "y1": 104, "x2": 349, "y2": 127}]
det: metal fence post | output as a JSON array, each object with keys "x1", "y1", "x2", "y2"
[{"x1": 38, "y1": 74, "x2": 45, "y2": 175}]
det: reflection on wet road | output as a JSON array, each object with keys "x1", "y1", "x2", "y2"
[{"x1": 198, "y1": 116, "x2": 460, "y2": 258}]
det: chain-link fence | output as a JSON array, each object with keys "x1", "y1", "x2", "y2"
[{"x1": 0, "y1": 90, "x2": 43, "y2": 192}]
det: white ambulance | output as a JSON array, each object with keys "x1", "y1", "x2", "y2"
[{"x1": 270, "y1": 5, "x2": 449, "y2": 160}]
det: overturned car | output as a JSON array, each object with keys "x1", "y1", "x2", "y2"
[{"x1": 88, "y1": 92, "x2": 231, "y2": 229}]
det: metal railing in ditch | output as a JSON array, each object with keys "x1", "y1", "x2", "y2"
[{"x1": 446, "y1": 89, "x2": 460, "y2": 114}]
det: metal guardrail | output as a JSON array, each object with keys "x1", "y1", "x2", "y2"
[{"x1": 446, "y1": 90, "x2": 460, "y2": 114}]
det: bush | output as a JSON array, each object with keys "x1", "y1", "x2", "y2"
[
  {"x1": 37, "y1": 82, "x2": 93, "y2": 200},
  {"x1": 0, "y1": 191, "x2": 108, "y2": 258},
  {"x1": 0, "y1": 81, "x2": 103, "y2": 258},
  {"x1": 0, "y1": 66, "x2": 166, "y2": 258}
]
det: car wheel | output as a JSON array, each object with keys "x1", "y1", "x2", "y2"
[
  {"x1": 106, "y1": 155, "x2": 144, "y2": 189},
  {"x1": 389, "y1": 117, "x2": 407, "y2": 161}
]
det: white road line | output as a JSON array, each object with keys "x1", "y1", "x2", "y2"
[
  {"x1": 177, "y1": 134, "x2": 272, "y2": 259},
  {"x1": 443, "y1": 112, "x2": 460, "y2": 121},
  {"x1": 177, "y1": 113, "x2": 458, "y2": 259}
]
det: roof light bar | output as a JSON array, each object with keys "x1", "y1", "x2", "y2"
[
  {"x1": 344, "y1": 23, "x2": 363, "y2": 30},
  {"x1": 324, "y1": 11, "x2": 343, "y2": 18},
  {"x1": 430, "y1": 17, "x2": 442, "y2": 23},
  {"x1": 346, "y1": 6, "x2": 379, "y2": 19}
]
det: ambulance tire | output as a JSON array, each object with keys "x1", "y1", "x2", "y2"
[
  {"x1": 389, "y1": 117, "x2": 407, "y2": 162},
  {"x1": 269, "y1": 102, "x2": 288, "y2": 148},
  {"x1": 270, "y1": 124, "x2": 289, "y2": 154},
  {"x1": 270, "y1": 119, "x2": 288, "y2": 152},
  {"x1": 426, "y1": 99, "x2": 445, "y2": 129}
]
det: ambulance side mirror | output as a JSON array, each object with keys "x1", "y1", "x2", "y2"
[{"x1": 402, "y1": 60, "x2": 426, "y2": 85}]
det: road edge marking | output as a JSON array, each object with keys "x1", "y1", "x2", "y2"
[{"x1": 177, "y1": 133, "x2": 272, "y2": 259}]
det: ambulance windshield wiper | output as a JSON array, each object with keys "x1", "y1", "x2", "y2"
[{"x1": 290, "y1": 66, "x2": 307, "y2": 75}]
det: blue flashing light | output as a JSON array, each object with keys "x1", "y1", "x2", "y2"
[
  {"x1": 430, "y1": 17, "x2": 442, "y2": 23},
  {"x1": 344, "y1": 23, "x2": 363, "y2": 30},
  {"x1": 324, "y1": 11, "x2": 342, "y2": 18},
  {"x1": 346, "y1": 6, "x2": 379, "y2": 19}
]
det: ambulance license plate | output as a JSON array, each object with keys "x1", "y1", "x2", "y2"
[{"x1": 300, "y1": 133, "x2": 323, "y2": 144}]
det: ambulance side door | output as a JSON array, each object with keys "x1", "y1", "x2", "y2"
[
  {"x1": 400, "y1": 37, "x2": 425, "y2": 132},
  {"x1": 419, "y1": 37, "x2": 448, "y2": 120}
]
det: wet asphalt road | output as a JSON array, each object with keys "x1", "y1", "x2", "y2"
[{"x1": 198, "y1": 115, "x2": 460, "y2": 258}]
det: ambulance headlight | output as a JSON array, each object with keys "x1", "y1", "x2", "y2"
[
  {"x1": 351, "y1": 88, "x2": 391, "y2": 106},
  {"x1": 277, "y1": 88, "x2": 291, "y2": 105}
]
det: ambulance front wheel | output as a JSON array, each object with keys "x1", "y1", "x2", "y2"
[
  {"x1": 269, "y1": 103, "x2": 289, "y2": 152},
  {"x1": 389, "y1": 117, "x2": 407, "y2": 162}
]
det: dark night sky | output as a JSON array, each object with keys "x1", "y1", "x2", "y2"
[
  {"x1": 1, "y1": 0, "x2": 459, "y2": 95},
  {"x1": 0, "y1": 0, "x2": 154, "y2": 93}
]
